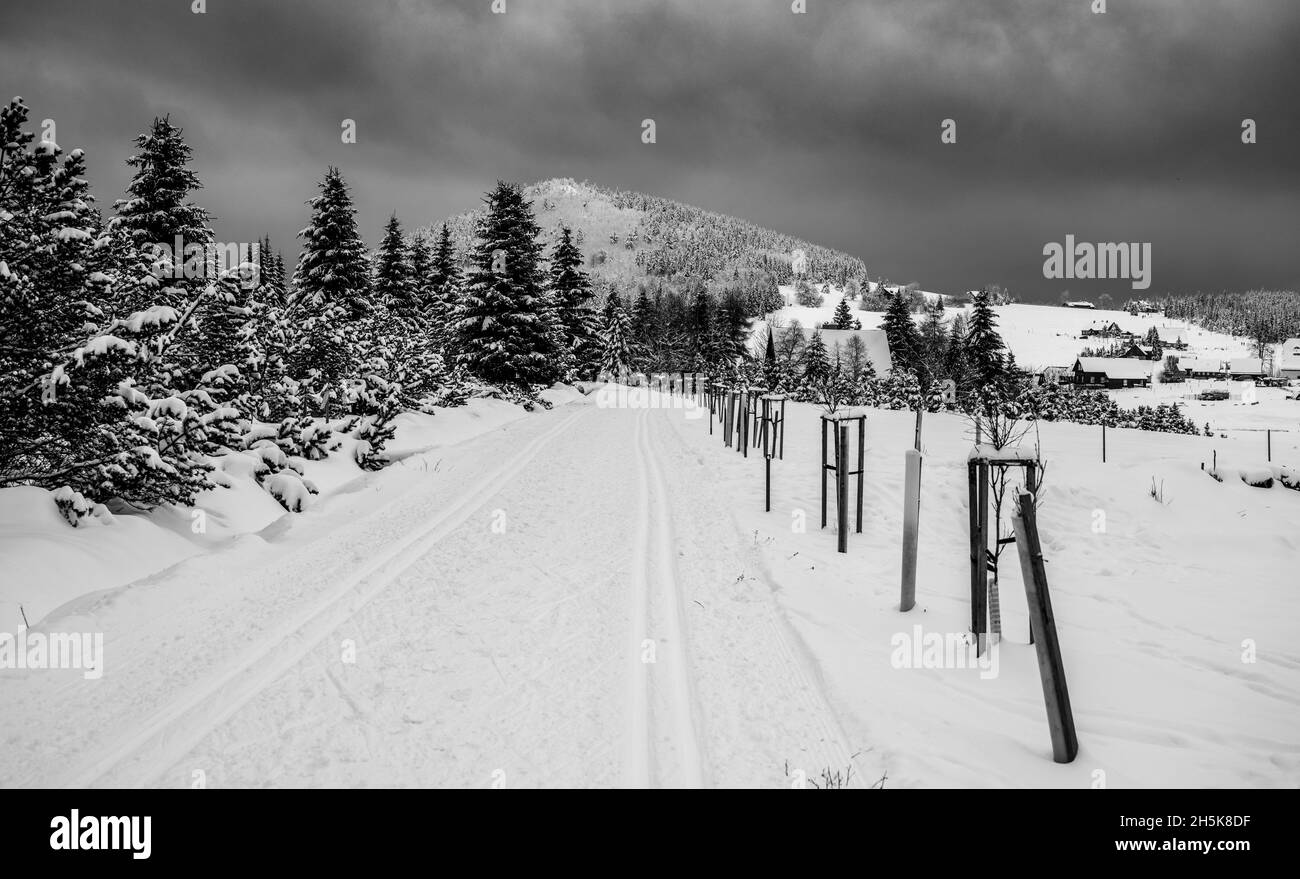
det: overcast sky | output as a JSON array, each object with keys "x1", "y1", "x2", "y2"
[{"x1": 4, "y1": 0, "x2": 1297, "y2": 300}]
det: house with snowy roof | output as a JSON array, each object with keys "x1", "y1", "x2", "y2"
[
  {"x1": 1072, "y1": 357, "x2": 1152, "y2": 389},
  {"x1": 1154, "y1": 326, "x2": 1190, "y2": 350},
  {"x1": 757, "y1": 324, "x2": 893, "y2": 375},
  {"x1": 1226, "y1": 357, "x2": 1265, "y2": 380},
  {"x1": 1081, "y1": 320, "x2": 1126, "y2": 338},
  {"x1": 1178, "y1": 357, "x2": 1225, "y2": 379},
  {"x1": 1277, "y1": 338, "x2": 1300, "y2": 380}
]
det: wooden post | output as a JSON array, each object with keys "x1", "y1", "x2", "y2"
[
  {"x1": 856, "y1": 416, "x2": 865, "y2": 533},
  {"x1": 1013, "y1": 490, "x2": 1080, "y2": 764},
  {"x1": 743, "y1": 392, "x2": 754, "y2": 460},
  {"x1": 779, "y1": 397, "x2": 786, "y2": 460},
  {"x1": 1024, "y1": 461, "x2": 1037, "y2": 645},
  {"x1": 1101, "y1": 424, "x2": 1106, "y2": 463},
  {"x1": 967, "y1": 461, "x2": 980, "y2": 637},
  {"x1": 708, "y1": 386, "x2": 714, "y2": 435},
  {"x1": 975, "y1": 462, "x2": 989, "y2": 655},
  {"x1": 1267, "y1": 429, "x2": 1272, "y2": 462},
  {"x1": 901, "y1": 449, "x2": 922, "y2": 612},
  {"x1": 837, "y1": 424, "x2": 849, "y2": 554},
  {"x1": 913, "y1": 407, "x2": 923, "y2": 451},
  {"x1": 821, "y1": 417, "x2": 828, "y2": 529}
]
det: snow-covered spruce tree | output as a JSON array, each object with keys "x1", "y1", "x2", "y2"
[
  {"x1": 689, "y1": 288, "x2": 716, "y2": 372},
  {"x1": 290, "y1": 167, "x2": 372, "y2": 417},
  {"x1": 711, "y1": 293, "x2": 750, "y2": 368},
  {"x1": 801, "y1": 328, "x2": 831, "y2": 399},
  {"x1": 881, "y1": 290, "x2": 921, "y2": 376},
  {"x1": 111, "y1": 116, "x2": 212, "y2": 267},
  {"x1": 599, "y1": 291, "x2": 633, "y2": 377},
  {"x1": 549, "y1": 225, "x2": 600, "y2": 379},
  {"x1": 453, "y1": 181, "x2": 560, "y2": 389},
  {"x1": 0, "y1": 100, "x2": 235, "y2": 516},
  {"x1": 965, "y1": 287, "x2": 1007, "y2": 392},
  {"x1": 107, "y1": 115, "x2": 249, "y2": 465},
  {"x1": 373, "y1": 214, "x2": 416, "y2": 318},
  {"x1": 831, "y1": 295, "x2": 855, "y2": 330}
]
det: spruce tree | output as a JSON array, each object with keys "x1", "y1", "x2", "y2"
[
  {"x1": 599, "y1": 291, "x2": 633, "y2": 376},
  {"x1": 966, "y1": 287, "x2": 1007, "y2": 389},
  {"x1": 111, "y1": 115, "x2": 212, "y2": 256},
  {"x1": 291, "y1": 167, "x2": 372, "y2": 414},
  {"x1": 373, "y1": 214, "x2": 416, "y2": 316},
  {"x1": 293, "y1": 167, "x2": 372, "y2": 321},
  {"x1": 549, "y1": 225, "x2": 598, "y2": 376},
  {"x1": 832, "y1": 295, "x2": 854, "y2": 329},
  {"x1": 803, "y1": 329, "x2": 830, "y2": 386},
  {"x1": 453, "y1": 181, "x2": 557, "y2": 387},
  {"x1": 882, "y1": 290, "x2": 921, "y2": 373},
  {"x1": 408, "y1": 230, "x2": 436, "y2": 310}
]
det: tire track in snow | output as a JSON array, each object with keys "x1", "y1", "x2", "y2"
[{"x1": 57, "y1": 405, "x2": 593, "y2": 789}]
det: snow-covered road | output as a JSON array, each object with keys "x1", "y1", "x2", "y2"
[{"x1": 0, "y1": 396, "x2": 862, "y2": 788}]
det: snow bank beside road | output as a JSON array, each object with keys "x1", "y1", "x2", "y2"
[{"x1": 0, "y1": 385, "x2": 586, "y2": 627}]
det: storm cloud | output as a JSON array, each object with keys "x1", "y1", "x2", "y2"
[{"x1": 3, "y1": 0, "x2": 1296, "y2": 299}]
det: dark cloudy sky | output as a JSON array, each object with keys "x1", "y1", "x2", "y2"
[{"x1": 4, "y1": 0, "x2": 1297, "y2": 300}]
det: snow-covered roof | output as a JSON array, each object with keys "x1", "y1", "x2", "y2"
[
  {"x1": 1064, "y1": 301, "x2": 1095, "y2": 308},
  {"x1": 763, "y1": 325, "x2": 893, "y2": 374},
  {"x1": 1180, "y1": 357, "x2": 1224, "y2": 373},
  {"x1": 1073, "y1": 357, "x2": 1153, "y2": 380},
  {"x1": 1276, "y1": 339, "x2": 1300, "y2": 369},
  {"x1": 1155, "y1": 326, "x2": 1189, "y2": 342},
  {"x1": 1227, "y1": 357, "x2": 1264, "y2": 375}
]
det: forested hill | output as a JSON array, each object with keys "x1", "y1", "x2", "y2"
[{"x1": 421, "y1": 178, "x2": 868, "y2": 291}]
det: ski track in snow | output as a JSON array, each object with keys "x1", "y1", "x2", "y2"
[
  {"x1": 1, "y1": 393, "x2": 867, "y2": 788},
  {"x1": 54, "y1": 405, "x2": 595, "y2": 788}
]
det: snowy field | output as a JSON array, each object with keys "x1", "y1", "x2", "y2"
[{"x1": 2, "y1": 381, "x2": 1297, "y2": 788}]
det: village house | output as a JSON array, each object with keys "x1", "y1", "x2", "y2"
[
  {"x1": 757, "y1": 325, "x2": 894, "y2": 375},
  {"x1": 1226, "y1": 357, "x2": 1266, "y2": 381},
  {"x1": 1117, "y1": 340, "x2": 1158, "y2": 360},
  {"x1": 1038, "y1": 365, "x2": 1073, "y2": 386},
  {"x1": 1277, "y1": 338, "x2": 1300, "y2": 380},
  {"x1": 1178, "y1": 357, "x2": 1225, "y2": 379},
  {"x1": 1154, "y1": 326, "x2": 1190, "y2": 350},
  {"x1": 1072, "y1": 357, "x2": 1153, "y2": 389},
  {"x1": 1080, "y1": 320, "x2": 1127, "y2": 339}
]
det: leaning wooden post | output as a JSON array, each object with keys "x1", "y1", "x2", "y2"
[
  {"x1": 900, "y1": 448, "x2": 922, "y2": 612},
  {"x1": 836, "y1": 423, "x2": 849, "y2": 554},
  {"x1": 1012, "y1": 490, "x2": 1079, "y2": 764},
  {"x1": 1024, "y1": 462, "x2": 1038, "y2": 645}
]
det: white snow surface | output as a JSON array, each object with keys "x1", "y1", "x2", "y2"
[{"x1": 1, "y1": 381, "x2": 1297, "y2": 788}]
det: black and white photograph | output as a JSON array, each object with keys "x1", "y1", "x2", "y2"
[{"x1": 0, "y1": 0, "x2": 1296, "y2": 836}]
